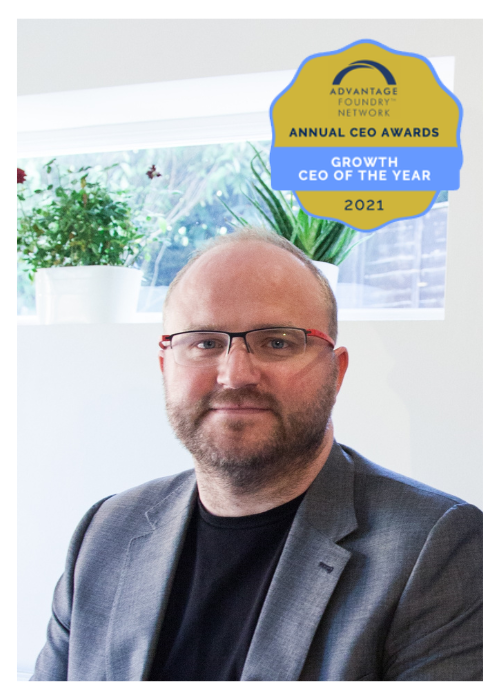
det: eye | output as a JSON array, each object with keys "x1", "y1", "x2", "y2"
[
  {"x1": 196, "y1": 339, "x2": 222, "y2": 350},
  {"x1": 261, "y1": 333, "x2": 299, "y2": 352},
  {"x1": 253, "y1": 330, "x2": 304, "y2": 358},
  {"x1": 268, "y1": 338, "x2": 288, "y2": 349}
]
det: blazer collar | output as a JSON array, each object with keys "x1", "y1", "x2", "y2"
[
  {"x1": 302, "y1": 440, "x2": 357, "y2": 541},
  {"x1": 241, "y1": 441, "x2": 358, "y2": 680},
  {"x1": 105, "y1": 471, "x2": 198, "y2": 681}
]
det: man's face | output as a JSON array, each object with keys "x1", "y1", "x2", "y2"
[{"x1": 160, "y1": 241, "x2": 347, "y2": 492}]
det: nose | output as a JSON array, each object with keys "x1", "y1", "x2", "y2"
[{"x1": 216, "y1": 338, "x2": 261, "y2": 389}]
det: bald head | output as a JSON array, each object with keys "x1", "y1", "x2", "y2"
[{"x1": 163, "y1": 228, "x2": 338, "y2": 342}]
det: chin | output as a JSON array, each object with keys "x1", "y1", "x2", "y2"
[{"x1": 200, "y1": 426, "x2": 277, "y2": 461}]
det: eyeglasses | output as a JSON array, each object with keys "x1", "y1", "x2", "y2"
[{"x1": 159, "y1": 327, "x2": 335, "y2": 367}]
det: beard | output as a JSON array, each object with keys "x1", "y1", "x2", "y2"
[{"x1": 164, "y1": 364, "x2": 338, "y2": 494}]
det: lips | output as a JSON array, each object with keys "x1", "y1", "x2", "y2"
[
  {"x1": 207, "y1": 388, "x2": 278, "y2": 412},
  {"x1": 210, "y1": 404, "x2": 271, "y2": 411},
  {"x1": 191, "y1": 389, "x2": 281, "y2": 426}
]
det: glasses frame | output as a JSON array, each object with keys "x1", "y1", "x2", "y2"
[{"x1": 158, "y1": 327, "x2": 335, "y2": 357}]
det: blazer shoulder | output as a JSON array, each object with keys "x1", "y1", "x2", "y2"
[
  {"x1": 78, "y1": 468, "x2": 197, "y2": 548},
  {"x1": 340, "y1": 443, "x2": 469, "y2": 501},
  {"x1": 98, "y1": 468, "x2": 196, "y2": 512},
  {"x1": 336, "y1": 443, "x2": 481, "y2": 529}
]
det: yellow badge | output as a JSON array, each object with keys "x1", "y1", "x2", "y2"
[{"x1": 270, "y1": 40, "x2": 463, "y2": 231}]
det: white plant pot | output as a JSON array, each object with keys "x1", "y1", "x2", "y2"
[
  {"x1": 312, "y1": 260, "x2": 339, "y2": 294},
  {"x1": 35, "y1": 266, "x2": 143, "y2": 324}
]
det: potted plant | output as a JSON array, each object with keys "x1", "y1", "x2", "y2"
[
  {"x1": 17, "y1": 160, "x2": 146, "y2": 323},
  {"x1": 221, "y1": 145, "x2": 373, "y2": 292}
]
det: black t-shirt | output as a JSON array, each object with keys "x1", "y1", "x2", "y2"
[{"x1": 148, "y1": 491, "x2": 305, "y2": 681}]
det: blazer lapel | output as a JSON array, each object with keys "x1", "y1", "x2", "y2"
[
  {"x1": 241, "y1": 443, "x2": 357, "y2": 681},
  {"x1": 105, "y1": 473, "x2": 197, "y2": 681}
]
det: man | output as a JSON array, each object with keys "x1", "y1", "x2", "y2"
[{"x1": 31, "y1": 228, "x2": 482, "y2": 681}]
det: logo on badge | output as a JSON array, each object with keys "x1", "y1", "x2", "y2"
[
  {"x1": 331, "y1": 60, "x2": 396, "y2": 87},
  {"x1": 270, "y1": 40, "x2": 463, "y2": 231}
]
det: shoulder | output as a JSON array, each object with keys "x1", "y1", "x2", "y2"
[
  {"x1": 95, "y1": 468, "x2": 196, "y2": 516},
  {"x1": 337, "y1": 442, "x2": 482, "y2": 537},
  {"x1": 70, "y1": 469, "x2": 197, "y2": 555},
  {"x1": 339, "y1": 441, "x2": 469, "y2": 506}
]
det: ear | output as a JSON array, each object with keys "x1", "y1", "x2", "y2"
[
  {"x1": 159, "y1": 351, "x2": 165, "y2": 373},
  {"x1": 334, "y1": 346, "x2": 349, "y2": 395}
]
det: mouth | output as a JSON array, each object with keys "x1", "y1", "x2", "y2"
[
  {"x1": 199, "y1": 390, "x2": 281, "y2": 423},
  {"x1": 209, "y1": 405, "x2": 272, "y2": 413}
]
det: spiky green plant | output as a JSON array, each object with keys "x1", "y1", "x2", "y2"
[{"x1": 222, "y1": 145, "x2": 373, "y2": 265}]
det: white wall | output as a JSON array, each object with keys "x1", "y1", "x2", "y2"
[{"x1": 17, "y1": 19, "x2": 482, "y2": 675}]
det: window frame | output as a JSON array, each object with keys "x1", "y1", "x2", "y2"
[{"x1": 17, "y1": 60, "x2": 455, "y2": 323}]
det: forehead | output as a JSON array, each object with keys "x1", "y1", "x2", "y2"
[{"x1": 166, "y1": 241, "x2": 330, "y2": 333}]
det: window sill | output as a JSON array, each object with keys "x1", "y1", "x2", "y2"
[
  {"x1": 17, "y1": 312, "x2": 164, "y2": 325},
  {"x1": 17, "y1": 308, "x2": 444, "y2": 325}
]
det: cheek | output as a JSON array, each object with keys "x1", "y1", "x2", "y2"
[
  {"x1": 164, "y1": 362, "x2": 216, "y2": 402},
  {"x1": 269, "y1": 360, "x2": 336, "y2": 408},
  {"x1": 260, "y1": 368, "x2": 306, "y2": 408},
  {"x1": 268, "y1": 359, "x2": 329, "y2": 392}
]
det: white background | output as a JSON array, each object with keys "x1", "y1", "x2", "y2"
[{"x1": 17, "y1": 18, "x2": 482, "y2": 677}]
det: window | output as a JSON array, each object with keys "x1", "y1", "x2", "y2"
[
  {"x1": 17, "y1": 141, "x2": 272, "y2": 314},
  {"x1": 18, "y1": 61, "x2": 454, "y2": 320}
]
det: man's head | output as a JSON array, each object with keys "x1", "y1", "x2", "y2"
[
  {"x1": 163, "y1": 227, "x2": 339, "y2": 343},
  {"x1": 159, "y1": 228, "x2": 348, "y2": 494}
]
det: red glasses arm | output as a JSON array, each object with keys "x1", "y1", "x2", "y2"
[
  {"x1": 305, "y1": 329, "x2": 335, "y2": 348},
  {"x1": 159, "y1": 335, "x2": 172, "y2": 349}
]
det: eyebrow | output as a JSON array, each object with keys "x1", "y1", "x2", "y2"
[{"x1": 178, "y1": 322, "x2": 300, "y2": 332}]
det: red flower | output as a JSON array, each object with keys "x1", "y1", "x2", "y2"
[
  {"x1": 146, "y1": 165, "x2": 161, "y2": 179},
  {"x1": 17, "y1": 168, "x2": 26, "y2": 184}
]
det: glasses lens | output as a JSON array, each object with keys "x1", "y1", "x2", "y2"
[
  {"x1": 247, "y1": 328, "x2": 306, "y2": 361},
  {"x1": 171, "y1": 332, "x2": 229, "y2": 366}
]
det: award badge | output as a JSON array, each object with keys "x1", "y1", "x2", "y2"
[{"x1": 270, "y1": 40, "x2": 463, "y2": 232}]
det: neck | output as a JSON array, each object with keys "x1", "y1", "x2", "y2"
[{"x1": 194, "y1": 424, "x2": 334, "y2": 517}]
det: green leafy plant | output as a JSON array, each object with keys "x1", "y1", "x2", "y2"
[
  {"x1": 17, "y1": 159, "x2": 146, "y2": 280},
  {"x1": 222, "y1": 145, "x2": 373, "y2": 265}
]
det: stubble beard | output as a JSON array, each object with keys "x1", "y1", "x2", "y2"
[{"x1": 164, "y1": 366, "x2": 338, "y2": 494}]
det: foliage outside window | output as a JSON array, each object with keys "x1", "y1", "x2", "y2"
[
  {"x1": 17, "y1": 160, "x2": 145, "y2": 275},
  {"x1": 17, "y1": 141, "x2": 448, "y2": 316}
]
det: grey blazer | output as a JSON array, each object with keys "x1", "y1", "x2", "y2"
[{"x1": 31, "y1": 443, "x2": 482, "y2": 681}]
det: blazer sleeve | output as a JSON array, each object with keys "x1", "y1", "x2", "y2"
[
  {"x1": 382, "y1": 502, "x2": 483, "y2": 681},
  {"x1": 30, "y1": 496, "x2": 113, "y2": 681}
]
